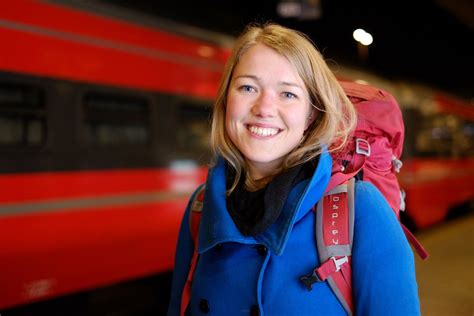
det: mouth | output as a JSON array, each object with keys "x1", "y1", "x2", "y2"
[{"x1": 246, "y1": 124, "x2": 281, "y2": 137}]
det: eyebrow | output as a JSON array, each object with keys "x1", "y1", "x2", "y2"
[
  {"x1": 233, "y1": 74, "x2": 259, "y2": 81},
  {"x1": 279, "y1": 81, "x2": 303, "y2": 89},
  {"x1": 233, "y1": 75, "x2": 304, "y2": 90}
]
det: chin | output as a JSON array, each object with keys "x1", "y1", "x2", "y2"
[{"x1": 243, "y1": 153, "x2": 285, "y2": 168}]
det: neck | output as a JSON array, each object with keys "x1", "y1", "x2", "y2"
[
  {"x1": 245, "y1": 163, "x2": 282, "y2": 192},
  {"x1": 244, "y1": 175, "x2": 272, "y2": 192},
  {"x1": 246, "y1": 160, "x2": 281, "y2": 182}
]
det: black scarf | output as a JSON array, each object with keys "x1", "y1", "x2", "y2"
[{"x1": 226, "y1": 157, "x2": 319, "y2": 236}]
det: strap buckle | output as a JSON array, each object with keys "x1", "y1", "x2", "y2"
[
  {"x1": 331, "y1": 256, "x2": 349, "y2": 272},
  {"x1": 392, "y1": 155, "x2": 403, "y2": 173},
  {"x1": 299, "y1": 269, "x2": 322, "y2": 291},
  {"x1": 355, "y1": 138, "x2": 371, "y2": 157},
  {"x1": 300, "y1": 256, "x2": 349, "y2": 291}
]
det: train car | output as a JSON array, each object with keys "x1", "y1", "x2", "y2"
[
  {"x1": 399, "y1": 89, "x2": 474, "y2": 229},
  {"x1": 0, "y1": 1, "x2": 231, "y2": 314}
]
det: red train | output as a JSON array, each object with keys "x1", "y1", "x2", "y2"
[
  {"x1": 0, "y1": 1, "x2": 472, "y2": 314},
  {"x1": 0, "y1": 1, "x2": 229, "y2": 314}
]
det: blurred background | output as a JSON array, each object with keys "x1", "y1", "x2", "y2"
[{"x1": 0, "y1": 0, "x2": 472, "y2": 315}]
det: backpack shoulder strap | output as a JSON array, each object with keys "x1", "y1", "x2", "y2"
[
  {"x1": 300, "y1": 178, "x2": 355, "y2": 316},
  {"x1": 189, "y1": 185, "x2": 205, "y2": 240},
  {"x1": 180, "y1": 184, "x2": 205, "y2": 316}
]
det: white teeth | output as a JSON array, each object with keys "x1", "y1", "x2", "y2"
[{"x1": 248, "y1": 125, "x2": 279, "y2": 137}]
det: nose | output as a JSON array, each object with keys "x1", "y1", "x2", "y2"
[{"x1": 252, "y1": 90, "x2": 277, "y2": 118}]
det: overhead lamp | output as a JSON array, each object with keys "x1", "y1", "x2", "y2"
[{"x1": 353, "y1": 28, "x2": 373, "y2": 46}]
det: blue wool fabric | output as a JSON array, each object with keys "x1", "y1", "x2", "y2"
[{"x1": 167, "y1": 151, "x2": 420, "y2": 315}]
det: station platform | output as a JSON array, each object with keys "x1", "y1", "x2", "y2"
[{"x1": 415, "y1": 212, "x2": 474, "y2": 315}]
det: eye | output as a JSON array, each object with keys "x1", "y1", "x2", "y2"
[
  {"x1": 239, "y1": 85, "x2": 256, "y2": 93},
  {"x1": 283, "y1": 91, "x2": 297, "y2": 99}
]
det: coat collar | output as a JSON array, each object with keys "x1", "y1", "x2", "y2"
[{"x1": 197, "y1": 149, "x2": 332, "y2": 256}]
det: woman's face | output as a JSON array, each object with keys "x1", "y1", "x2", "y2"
[{"x1": 225, "y1": 43, "x2": 315, "y2": 180}]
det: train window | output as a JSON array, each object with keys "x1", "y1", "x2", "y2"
[
  {"x1": 0, "y1": 83, "x2": 44, "y2": 109},
  {"x1": 83, "y1": 93, "x2": 150, "y2": 146},
  {"x1": 0, "y1": 83, "x2": 46, "y2": 146},
  {"x1": 408, "y1": 109, "x2": 474, "y2": 158},
  {"x1": 176, "y1": 102, "x2": 211, "y2": 152}
]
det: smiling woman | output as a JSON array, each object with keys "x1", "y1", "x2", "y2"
[{"x1": 168, "y1": 23, "x2": 421, "y2": 316}]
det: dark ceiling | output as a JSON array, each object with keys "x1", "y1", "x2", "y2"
[{"x1": 103, "y1": 0, "x2": 473, "y2": 99}]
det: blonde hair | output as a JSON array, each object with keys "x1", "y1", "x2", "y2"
[{"x1": 210, "y1": 23, "x2": 357, "y2": 193}]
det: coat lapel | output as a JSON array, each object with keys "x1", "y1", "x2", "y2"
[{"x1": 197, "y1": 150, "x2": 332, "y2": 255}]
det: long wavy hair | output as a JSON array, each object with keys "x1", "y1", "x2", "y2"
[{"x1": 210, "y1": 23, "x2": 357, "y2": 193}]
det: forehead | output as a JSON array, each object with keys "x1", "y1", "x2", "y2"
[{"x1": 233, "y1": 44, "x2": 303, "y2": 82}]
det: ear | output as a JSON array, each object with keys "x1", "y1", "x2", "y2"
[{"x1": 305, "y1": 108, "x2": 317, "y2": 130}]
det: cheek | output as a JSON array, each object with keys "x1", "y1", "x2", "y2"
[
  {"x1": 224, "y1": 102, "x2": 240, "y2": 140},
  {"x1": 285, "y1": 109, "x2": 310, "y2": 132},
  {"x1": 225, "y1": 96, "x2": 246, "y2": 124},
  {"x1": 225, "y1": 94, "x2": 238, "y2": 115}
]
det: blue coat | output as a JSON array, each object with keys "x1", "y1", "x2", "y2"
[{"x1": 168, "y1": 151, "x2": 420, "y2": 315}]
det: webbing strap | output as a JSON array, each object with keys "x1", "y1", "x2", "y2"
[
  {"x1": 180, "y1": 241, "x2": 200, "y2": 316},
  {"x1": 180, "y1": 185, "x2": 205, "y2": 316},
  {"x1": 327, "y1": 262, "x2": 353, "y2": 315},
  {"x1": 402, "y1": 223, "x2": 430, "y2": 260},
  {"x1": 315, "y1": 256, "x2": 349, "y2": 281},
  {"x1": 327, "y1": 149, "x2": 366, "y2": 194}
]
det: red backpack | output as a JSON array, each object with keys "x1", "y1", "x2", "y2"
[{"x1": 180, "y1": 81, "x2": 428, "y2": 316}]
